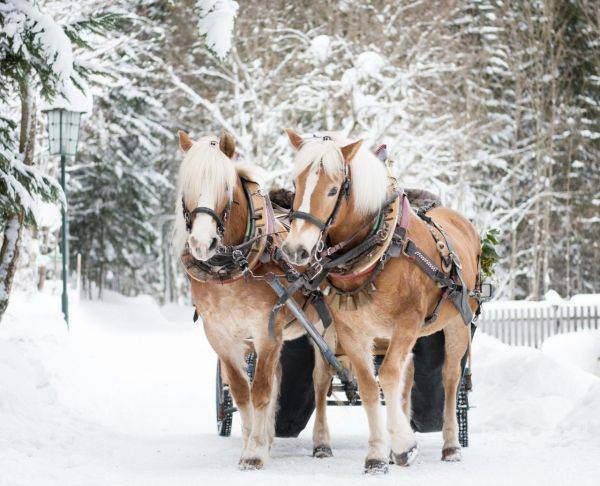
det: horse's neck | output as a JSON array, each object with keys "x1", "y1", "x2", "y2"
[
  {"x1": 223, "y1": 176, "x2": 249, "y2": 246},
  {"x1": 328, "y1": 201, "x2": 375, "y2": 251}
]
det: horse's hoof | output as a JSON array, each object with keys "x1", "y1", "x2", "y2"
[
  {"x1": 364, "y1": 459, "x2": 389, "y2": 474},
  {"x1": 313, "y1": 445, "x2": 333, "y2": 458},
  {"x1": 239, "y1": 457, "x2": 264, "y2": 470},
  {"x1": 390, "y1": 444, "x2": 418, "y2": 467},
  {"x1": 442, "y1": 446, "x2": 462, "y2": 462}
]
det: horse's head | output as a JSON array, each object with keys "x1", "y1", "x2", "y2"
[
  {"x1": 174, "y1": 130, "x2": 237, "y2": 262},
  {"x1": 281, "y1": 129, "x2": 364, "y2": 266}
]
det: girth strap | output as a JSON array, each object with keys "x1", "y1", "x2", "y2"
[
  {"x1": 403, "y1": 238, "x2": 474, "y2": 325},
  {"x1": 403, "y1": 239, "x2": 456, "y2": 288}
]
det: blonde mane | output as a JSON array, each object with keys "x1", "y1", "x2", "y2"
[
  {"x1": 173, "y1": 135, "x2": 242, "y2": 253},
  {"x1": 293, "y1": 132, "x2": 388, "y2": 215}
]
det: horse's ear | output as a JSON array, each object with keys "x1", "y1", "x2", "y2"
[
  {"x1": 219, "y1": 131, "x2": 236, "y2": 159},
  {"x1": 178, "y1": 130, "x2": 193, "y2": 152},
  {"x1": 284, "y1": 128, "x2": 303, "y2": 150},
  {"x1": 340, "y1": 139, "x2": 363, "y2": 164}
]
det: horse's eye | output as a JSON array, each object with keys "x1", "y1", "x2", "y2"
[
  {"x1": 210, "y1": 140, "x2": 218, "y2": 147},
  {"x1": 328, "y1": 187, "x2": 338, "y2": 197}
]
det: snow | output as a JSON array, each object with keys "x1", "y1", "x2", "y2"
[
  {"x1": 197, "y1": 0, "x2": 239, "y2": 59},
  {"x1": 310, "y1": 35, "x2": 331, "y2": 63},
  {"x1": 1, "y1": 290, "x2": 600, "y2": 485},
  {"x1": 483, "y1": 292, "x2": 600, "y2": 310},
  {"x1": 39, "y1": 77, "x2": 94, "y2": 113},
  {"x1": 355, "y1": 51, "x2": 385, "y2": 78},
  {"x1": 1, "y1": 0, "x2": 74, "y2": 89},
  {"x1": 542, "y1": 330, "x2": 600, "y2": 376}
]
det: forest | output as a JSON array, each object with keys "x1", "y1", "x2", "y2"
[{"x1": 1, "y1": 0, "x2": 598, "y2": 317}]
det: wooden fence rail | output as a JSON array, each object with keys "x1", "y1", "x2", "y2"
[{"x1": 477, "y1": 304, "x2": 600, "y2": 348}]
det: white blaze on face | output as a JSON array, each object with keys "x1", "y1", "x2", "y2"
[
  {"x1": 289, "y1": 165, "x2": 322, "y2": 255},
  {"x1": 188, "y1": 193, "x2": 220, "y2": 261}
]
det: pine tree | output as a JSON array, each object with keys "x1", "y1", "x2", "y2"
[
  {"x1": 0, "y1": 0, "x2": 123, "y2": 320},
  {"x1": 68, "y1": 2, "x2": 173, "y2": 298}
]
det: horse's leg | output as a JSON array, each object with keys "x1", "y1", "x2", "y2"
[
  {"x1": 311, "y1": 327, "x2": 335, "y2": 458},
  {"x1": 377, "y1": 317, "x2": 419, "y2": 467},
  {"x1": 220, "y1": 356, "x2": 252, "y2": 445},
  {"x1": 441, "y1": 320, "x2": 469, "y2": 461},
  {"x1": 401, "y1": 354, "x2": 414, "y2": 421},
  {"x1": 204, "y1": 323, "x2": 253, "y2": 448},
  {"x1": 239, "y1": 337, "x2": 282, "y2": 470},
  {"x1": 337, "y1": 327, "x2": 388, "y2": 473}
]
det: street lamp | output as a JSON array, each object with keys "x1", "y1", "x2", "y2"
[{"x1": 42, "y1": 108, "x2": 84, "y2": 326}]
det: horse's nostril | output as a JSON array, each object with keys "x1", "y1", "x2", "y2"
[
  {"x1": 189, "y1": 236, "x2": 199, "y2": 248},
  {"x1": 281, "y1": 243, "x2": 291, "y2": 257},
  {"x1": 209, "y1": 237, "x2": 218, "y2": 251},
  {"x1": 298, "y1": 248, "x2": 309, "y2": 261}
]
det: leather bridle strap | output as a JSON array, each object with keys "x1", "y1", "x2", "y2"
[
  {"x1": 190, "y1": 207, "x2": 225, "y2": 234},
  {"x1": 182, "y1": 198, "x2": 229, "y2": 235},
  {"x1": 288, "y1": 176, "x2": 351, "y2": 233},
  {"x1": 288, "y1": 211, "x2": 327, "y2": 230}
]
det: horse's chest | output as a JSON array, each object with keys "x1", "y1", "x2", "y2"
[{"x1": 192, "y1": 282, "x2": 265, "y2": 336}]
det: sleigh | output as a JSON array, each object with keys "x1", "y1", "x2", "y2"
[
  {"x1": 216, "y1": 327, "x2": 476, "y2": 447},
  {"x1": 215, "y1": 181, "x2": 491, "y2": 448}
]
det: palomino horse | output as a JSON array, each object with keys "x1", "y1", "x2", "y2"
[
  {"x1": 281, "y1": 130, "x2": 479, "y2": 473},
  {"x1": 174, "y1": 131, "x2": 328, "y2": 469}
]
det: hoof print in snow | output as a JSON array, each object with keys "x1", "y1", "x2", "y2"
[
  {"x1": 364, "y1": 459, "x2": 389, "y2": 474},
  {"x1": 390, "y1": 444, "x2": 418, "y2": 467},
  {"x1": 239, "y1": 458, "x2": 264, "y2": 470},
  {"x1": 442, "y1": 447, "x2": 462, "y2": 462},
  {"x1": 313, "y1": 445, "x2": 333, "y2": 458}
]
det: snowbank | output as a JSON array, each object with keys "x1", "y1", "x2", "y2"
[
  {"x1": 542, "y1": 330, "x2": 600, "y2": 376},
  {"x1": 471, "y1": 334, "x2": 599, "y2": 436},
  {"x1": 2, "y1": 290, "x2": 600, "y2": 485}
]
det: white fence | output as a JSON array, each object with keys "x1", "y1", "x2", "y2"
[{"x1": 477, "y1": 303, "x2": 600, "y2": 348}]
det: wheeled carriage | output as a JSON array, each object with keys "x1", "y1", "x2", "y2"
[{"x1": 216, "y1": 326, "x2": 475, "y2": 447}]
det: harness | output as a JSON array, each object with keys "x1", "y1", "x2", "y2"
[
  {"x1": 273, "y1": 177, "x2": 477, "y2": 336},
  {"x1": 180, "y1": 178, "x2": 277, "y2": 284}
]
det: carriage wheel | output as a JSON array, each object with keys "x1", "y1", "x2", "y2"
[
  {"x1": 456, "y1": 370, "x2": 470, "y2": 448},
  {"x1": 216, "y1": 360, "x2": 234, "y2": 437},
  {"x1": 245, "y1": 352, "x2": 256, "y2": 381}
]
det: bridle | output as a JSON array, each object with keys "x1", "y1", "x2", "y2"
[
  {"x1": 182, "y1": 198, "x2": 231, "y2": 236},
  {"x1": 288, "y1": 136, "x2": 352, "y2": 261}
]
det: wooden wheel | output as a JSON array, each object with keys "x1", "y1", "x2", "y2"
[{"x1": 216, "y1": 360, "x2": 234, "y2": 437}]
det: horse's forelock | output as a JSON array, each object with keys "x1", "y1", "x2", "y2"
[
  {"x1": 172, "y1": 136, "x2": 238, "y2": 253},
  {"x1": 292, "y1": 134, "x2": 388, "y2": 216}
]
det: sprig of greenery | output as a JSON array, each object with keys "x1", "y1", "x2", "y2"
[{"x1": 481, "y1": 228, "x2": 500, "y2": 277}]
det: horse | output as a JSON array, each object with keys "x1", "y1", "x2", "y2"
[
  {"x1": 174, "y1": 131, "x2": 331, "y2": 469},
  {"x1": 281, "y1": 129, "x2": 480, "y2": 473}
]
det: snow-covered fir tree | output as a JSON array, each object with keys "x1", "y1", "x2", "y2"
[{"x1": 0, "y1": 0, "x2": 121, "y2": 320}]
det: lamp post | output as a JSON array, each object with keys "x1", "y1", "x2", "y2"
[{"x1": 42, "y1": 108, "x2": 83, "y2": 326}]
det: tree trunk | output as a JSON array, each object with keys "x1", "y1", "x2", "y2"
[
  {"x1": 0, "y1": 216, "x2": 24, "y2": 321},
  {"x1": 0, "y1": 77, "x2": 36, "y2": 323}
]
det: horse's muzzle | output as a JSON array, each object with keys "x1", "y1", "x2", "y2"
[{"x1": 281, "y1": 242, "x2": 310, "y2": 266}]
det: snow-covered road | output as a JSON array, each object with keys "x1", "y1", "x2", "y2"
[{"x1": 1, "y1": 290, "x2": 599, "y2": 485}]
